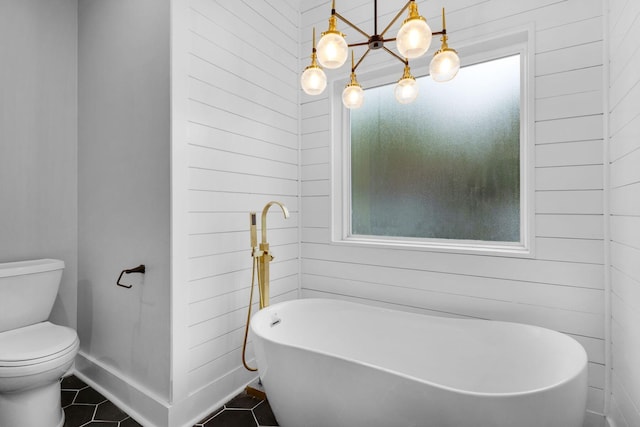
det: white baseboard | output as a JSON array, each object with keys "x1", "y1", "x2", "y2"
[
  {"x1": 74, "y1": 351, "x2": 170, "y2": 427},
  {"x1": 582, "y1": 410, "x2": 609, "y2": 427},
  {"x1": 168, "y1": 365, "x2": 259, "y2": 427},
  {"x1": 74, "y1": 351, "x2": 259, "y2": 427}
]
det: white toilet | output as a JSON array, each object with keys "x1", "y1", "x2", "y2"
[{"x1": 0, "y1": 259, "x2": 80, "y2": 427}]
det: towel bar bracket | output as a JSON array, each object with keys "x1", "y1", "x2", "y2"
[{"x1": 117, "y1": 264, "x2": 146, "y2": 288}]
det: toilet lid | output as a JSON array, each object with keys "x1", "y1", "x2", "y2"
[{"x1": 0, "y1": 321, "x2": 78, "y2": 366}]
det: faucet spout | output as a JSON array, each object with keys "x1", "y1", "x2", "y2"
[{"x1": 261, "y1": 201, "x2": 290, "y2": 244}]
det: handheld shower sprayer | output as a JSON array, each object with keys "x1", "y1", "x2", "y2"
[
  {"x1": 242, "y1": 201, "x2": 289, "y2": 372},
  {"x1": 243, "y1": 212, "x2": 259, "y2": 372},
  {"x1": 250, "y1": 212, "x2": 258, "y2": 249}
]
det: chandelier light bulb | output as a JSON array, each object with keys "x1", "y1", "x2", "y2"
[
  {"x1": 342, "y1": 84, "x2": 364, "y2": 109},
  {"x1": 430, "y1": 49, "x2": 460, "y2": 82},
  {"x1": 430, "y1": 8, "x2": 459, "y2": 82},
  {"x1": 317, "y1": 14, "x2": 348, "y2": 69},
  {"x1": 394, "y1": 64, "x2": 419, "y2": 104},
  {"x1": 342, "y1": 51, "x2": 364, "y2": 109},
  {"x1": 394, "y1": 78, "x2": 418, "y2": 104},
  {"x1": 301, "y1": 28, "x2": 327, "y2": 95},
  {"x1": 317, "y1": 32, "x2": 348, "y2": 69},
  {"x1": 396, "y1": 2, "x2": 432, "y2": 59},
  {"x1": 301, "y1": 66, "x2": 327, "y2": 95}
]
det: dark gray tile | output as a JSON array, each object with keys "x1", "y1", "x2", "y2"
[
  {"x1": 61, "y1": 389, "x2": 77, "y2": 407},
  {"x1": 203, "y1": 409, "x2": 258, "y2": 427},
  {"x1": 83, "y1": 422, "x2": 119, "y2": 426},
  {"x1": 120, "y1": 417, "x2": 143, "y2": 427},
  {"x1": 74, "y1": 387, "x2": 107, "y2": 404},
  {"x1": 254, "y1": 400, "x2": 279, "y2": 426},
  {"x1": 94, "y1": 400, "x2": 129, "y2": 422},
  {"x1": 225, "y1": 393, "x2": 262, "y2": 410},
  {"x1": 61, "y1": 375, "x2": 89, "y2": 391},
  {"x1": 195, "y1": 406, "x2": 224, "y2": 425},
  {"x1": 63, "y1": 404, "x2": 95, "y2": 427}
]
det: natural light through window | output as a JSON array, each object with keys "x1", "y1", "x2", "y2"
[{"x1": 349, "y1": 54, "x2": 522, "y2": 244}]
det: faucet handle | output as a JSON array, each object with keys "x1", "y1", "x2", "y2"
[{"x1": 259, "y1": 247, "x2": 274, "y2": 262}]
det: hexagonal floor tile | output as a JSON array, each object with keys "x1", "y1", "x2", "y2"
[{"x1": 203, "y1": 409, "x2": 258, "y2": 427}]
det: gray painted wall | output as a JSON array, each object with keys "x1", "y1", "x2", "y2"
[
  {"x1": 0, "y1": 0, "x2": 78, "y2": 329},
  {"x1": 78, "y1": 0, "x2": 171, "y2": 400}
]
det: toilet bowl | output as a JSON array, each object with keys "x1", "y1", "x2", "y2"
[
  {"x1": 0, "y1": 259, "x2": 79, "y2": 427},
  {"x1": 0, "y1": 322, "x2": 79, "y2": 427}
]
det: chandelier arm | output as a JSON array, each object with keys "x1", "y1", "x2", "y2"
[
  {"x1": 334, "y1": 12, "x2": 371, "y2": 39},
  {"x1": 348, "y1": 41, "x2": 373, "y2": 48},
  {"x1": 353, "y1": 48, "x2": 372, "y2": 72},
  {"x1": 379, "y1": 0, "x2": 412, "y2": 37},
  {"x1": 420, "y1": 7, "x2": 447, "y2": 37},
  {"x1": 382, "y1": 46, "x2": 408, "y2": 65}
]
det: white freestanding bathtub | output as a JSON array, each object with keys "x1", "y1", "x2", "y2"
[{"x1": 251, "y1": 298, "x2": 588, "y2": 427}]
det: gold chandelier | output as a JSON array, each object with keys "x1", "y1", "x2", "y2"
[{"x1": 301, "y1": 0, "x2": 461, "y2": 109}]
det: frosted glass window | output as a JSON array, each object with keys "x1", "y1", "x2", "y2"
[{"x1": 350, "y1": 54, "x2": 521, "y2": 242}]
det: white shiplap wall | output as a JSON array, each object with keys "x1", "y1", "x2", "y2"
[
  {"x1": 300, "y1": 1, "x2": 606, "y2": 425},
  {"x1": 608, "y1": 0, "x2": 640, "y2": 425},
  {"x1": 184, "y1": 0, "x2": 300, "y2": 405}
]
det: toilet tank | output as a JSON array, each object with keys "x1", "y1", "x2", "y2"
[{"x1": 0, "y1": 259, "x2": 65, "y2": 333}]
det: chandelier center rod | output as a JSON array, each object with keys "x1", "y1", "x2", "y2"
[{"x1": 374, "y1": 0, "x2": 378, "y2": 36}]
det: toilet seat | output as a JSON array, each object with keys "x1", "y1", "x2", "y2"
[{"x1": 0, "y1": 322, "x2": 79, "y2": 368}]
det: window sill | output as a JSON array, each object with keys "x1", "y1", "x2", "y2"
[{"x1": 333, "y1": 234, "x2": 534, "y2": 259}]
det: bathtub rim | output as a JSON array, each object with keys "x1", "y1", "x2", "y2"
[{"x1": 251, "y1": 298, "x2": 588, "y2": 399}]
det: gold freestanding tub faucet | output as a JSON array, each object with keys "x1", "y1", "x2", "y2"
[
  {"x1": 243, "y1": 201, "x2": 289, "y2": 372},
  {"x1": 256, "y1": 201, "x2": 289, "y2": 309}
]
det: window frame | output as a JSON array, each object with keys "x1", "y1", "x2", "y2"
[{"x1": 329, "y1": 28, "x2": 535, "y2": 257}]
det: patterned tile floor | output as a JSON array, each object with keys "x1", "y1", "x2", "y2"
[
  {"x1": 194, "y1": 392, "x2": 279, "y2": 427},
  {"x1": 61, "y1": 375, "x2": 142, "y2": 427},
  {"x1": 61, "y1": 375, "x2": 279, "y2": 427}
]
